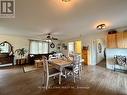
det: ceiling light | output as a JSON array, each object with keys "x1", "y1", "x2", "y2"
[
  {"x1": 96, "y1": 24, "x2": 106, "y2": 30},
  {"x1": 62, "y1": 0, "x2": 71, "y2": 2}
]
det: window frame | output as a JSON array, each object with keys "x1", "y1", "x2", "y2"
[{"x1": 29, "y1": 40, "x2": 49, "y2": 54}]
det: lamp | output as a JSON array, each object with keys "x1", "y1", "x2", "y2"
[
  {"x1": 96, "y1": 24, "x2": 106, "y2": 30},
  {"x1": 62, "y1": 0, "x2": 71, "y2": 2}
]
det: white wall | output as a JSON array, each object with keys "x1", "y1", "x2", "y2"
[
  {"x1": 49, "y1": 40, "x2": 61, "y2": 53},
  {"x1": 106, "y1": 48, "x2": 127, "y2": 70}
]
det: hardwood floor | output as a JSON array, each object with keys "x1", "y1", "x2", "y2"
[
  {"x1": 97, "y1": 59, "x2": 106, "y2": 68},
  {"x1": 0, "y1": 65, "x2": 127, "y2": 95}
]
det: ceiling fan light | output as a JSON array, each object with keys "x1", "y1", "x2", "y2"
[
  {"x1": 62, "y1": 0, "x2": 71, "y2": 2},
  {"x1": 96, "y1": 24, "x2": 106, "y2": 30}
]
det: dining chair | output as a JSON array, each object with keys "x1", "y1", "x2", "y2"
[
  {"x1": 42, "y1": 56, "x2": 61, "y2": 90},
  {"x1": 65, "y1": 54, "x2": 81, "y2": 82},
  {"x1": 48, "y1": 54, "x2": 58, "y2": 60},
  {"x1": 79, "y1": 54, "x2": 84, "y2": 71}
]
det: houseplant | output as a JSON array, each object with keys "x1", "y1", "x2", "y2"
[
  {"x1": 15, "y1": 48, "x2": 27, "y2": 73},
  {"x1": 15, "y1": 48, "x2": 27, "y2": 64}
]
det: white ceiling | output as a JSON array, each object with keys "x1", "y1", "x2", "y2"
[{"x1": 0, "y1": 0, "x2": 127, "y2": 40}]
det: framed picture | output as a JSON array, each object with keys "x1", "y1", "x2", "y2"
[
  {"x1": 50, "y1": 43, "x2": 55, "y2": 48},
  {"x1": 64, "y1": 46, "x2": 67, "y2": 50}
]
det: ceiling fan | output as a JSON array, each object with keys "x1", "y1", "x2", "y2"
[{"x1": 46, "y1": 33, "x2": 58, "y2": 40}]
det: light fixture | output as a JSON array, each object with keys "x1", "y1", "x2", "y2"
[
  {"x1": 62, "y1": 0, "x2": 71, "y2": 2},
  {"x1": 96, "y1": 24, "x2": 106, "y2": 30}
]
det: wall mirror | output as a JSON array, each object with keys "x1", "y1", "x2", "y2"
[{"x1": 0, "y1": 41, "x2": 14, "y2": 55}]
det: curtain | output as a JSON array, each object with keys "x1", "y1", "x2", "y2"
[{"x1": 30, "y1": 40, "x2": 48, "y2": 54}]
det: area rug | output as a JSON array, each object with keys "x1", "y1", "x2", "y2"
[{"x1": 23, "y1": 65, "x2": 42, "y2": 72}]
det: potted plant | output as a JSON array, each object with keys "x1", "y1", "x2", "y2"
[{"x1": 15, "y1": 48, "x2": 27, "y2": 64}]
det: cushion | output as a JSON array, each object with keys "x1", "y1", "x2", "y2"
[
  {"x1": 65, "y1": 66, "x2": 73, "y2": 71},
  {"x1": 49, "y1": 68, "x2": 60, "y2": 75},
  {"x1": 114, "y1": 55, "x2": 127, "y2": 66}
]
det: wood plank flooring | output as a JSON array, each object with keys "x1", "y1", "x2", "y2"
[{"x1": 0, "y1": 65, "x2": 127, "y2": 95}]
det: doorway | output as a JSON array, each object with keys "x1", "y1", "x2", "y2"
[{"x1": 91, "y1": 39, "x2": 105, "y2": 65}]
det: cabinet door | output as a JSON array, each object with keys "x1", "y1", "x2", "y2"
[
  {"x1": 117, "y1": 32, "x2": 124, "y2": 48},
  {"x1": 107, "y1": 34, "x2": 117, "y2": 48},
  {"x1": 82, "y1": 49, "x2": 88, "y2": 65},
  {"x1": 123, "y1": 32, "x2": 127, "y2": 48}
]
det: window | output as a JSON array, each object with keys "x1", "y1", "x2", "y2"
[
  {"x1": 68, "y1": 42, "x2": 74, "y2": 54},
  {"x1": 30, "y1": 40, "x2": 48, "y2": 54}
]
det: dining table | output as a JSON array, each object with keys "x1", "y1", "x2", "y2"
[{"x1": 50, "y1": 58, "x2": 73, "y2": 77}]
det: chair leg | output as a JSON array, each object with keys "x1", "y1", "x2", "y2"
[
  {"x1": 59, "y1": 74, "x2": 61, "y2": 84},
  {"x1": 46, "y1": 76, "x2": 49, "y2": 90},
  {"x1": 74, "y1": 76, "x2": 76, "y2": 83},
  {"x1": 73, "y1": 72, "x2": 76, "y2": 83},
  {"x1": 79, "y1": 70, "x2": 81, "y2": 80},
  {"x1": 42, "y1": 73, "x2": 46, "y2": 88},
  {"x1": 22, "y1": 65, "x2": 25, "y2": 73},
  {"x1": 53, "y1": 76, "x2": 56, "y2": 79},
  {"x1": 64, "y1": 70, "x2": 67, "y2": 78},
  {"x1": 80, "y1": 63, "x2": 83, "y2": 71}
]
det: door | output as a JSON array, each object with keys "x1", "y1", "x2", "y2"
[
  {"x1": 91, "y1": 39, "x2": 104, "y2": 65},
  {"x1": 82, "y1": 47, "x2": 88, "y2": 65}
]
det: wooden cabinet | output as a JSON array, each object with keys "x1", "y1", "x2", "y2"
[
  {"x1": 123, "y1": 32, "x2": 127, "y2": 48},
  {"x1": 107, "y1": 31, "x2": 127, "y2": 48},
  {"x1": 16, "y1": 58, "x2": 27, "y2": 65},
  {"x1": 82, "y1": 47, "x2": 88, "y2": 65},
  {"x1": 107, "y1": 34, "x2": 117, "y2": 48},
  {"x1": 0, "y1": 53, "x2": 14, "y2": 65},
  {"x1": 117, "y1": 32, "x2": 124, "y2": 48}
]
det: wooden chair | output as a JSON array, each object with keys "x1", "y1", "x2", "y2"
[{"x1": 42, "y1": 56, "x2": 61, "y2": 90}]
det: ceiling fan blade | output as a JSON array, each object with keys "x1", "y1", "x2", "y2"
[
  {"x1": 52, "y1": 37, "x2": 58, "y2": 40},
  {"x1": 47, "y1": 35, "x2": 51, "y2": 39}
]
